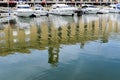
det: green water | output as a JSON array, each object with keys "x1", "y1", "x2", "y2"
[{"x1": 0, "y1": 14, "x2": 120, "y2": 80}]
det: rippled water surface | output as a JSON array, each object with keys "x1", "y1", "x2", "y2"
[{"x1": 0, "y1": 14, "x2": 120, "y2": 80}]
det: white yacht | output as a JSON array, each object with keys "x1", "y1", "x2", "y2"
[
  {"x1": 81, "y1": 4, "x2": 100, "y2": 14},
  {"x1": 49, "y1": 4, "x2": 77, "y2": 16},
  {"x1": 109, "y1": 4, "x2": 120, "y2": 13},
  {"x1": 34, "y1": 4, "x2": 48, "y2": 16},
  {"x1": 15, "y1": 3, "x2": 34, "y2": 17}
]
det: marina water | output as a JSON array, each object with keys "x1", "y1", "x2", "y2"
[{"x1": 0, "y1": 14, "x2": 120, "y2": 80}]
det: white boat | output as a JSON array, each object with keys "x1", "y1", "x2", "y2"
[
  {"x1": 15, "y1": 2, "x2": 34, "y2": 17},
  {"x1": 33, "y1": 4, "x2": 48, "y2": 16},
  {"x1": 49, "y1": 4, "x2": 77, "y2": 16},
  {"x1": 81, "y1": 4, "x2": 100, "y2": 14},
  {"x1": 109, "y1": 4, "x2": 120, "y2": 13},
  {"x1": 97, "y1": 7, "x2": 109, "y2": 14},
  {"x1": 0, "y1": 10, "x2": 15, "y2": 17}
]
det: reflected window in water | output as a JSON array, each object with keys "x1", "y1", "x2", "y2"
[
  {"x1": 25, "y1": 29, "x2": 30, "y2": 35},
  {"x1": 13, "y1": 31, "x2": 18, "y2": 36},
  {"x1": 25, "y1": 37, "x2": 30, "y2": 42},
  {"x1": 0, "y1": 32, "x2": 5, "y2": 38},
  {"x1": 0, "y1": 40, "x2": 5, "y2": 44},
  {"x1": 13, "y1": 38, "x2": 19, "y2": 43}
]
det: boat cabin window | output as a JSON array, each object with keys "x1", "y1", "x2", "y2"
[
  {"x1": 35, "y1": 8, "x2": 39, "y2": 10},
  {"x1": 56, "y1": 6, "x2": 60, "y2": 8},
  {"x1": 53, "y1": 7, "x2": 56, "y2": 9},
  {"x1": 0, "y1": 10, "x2": 8, "y2": 13},
  {"x1": 82, "y1": 6, "x2": 88, "y2": 8},
  {"x1": 35, "y1": 7, "x2": 44, "y2": 10},
  {"x1": 82, "y1": 5, "x2": 96, "y2": 8},
  {"x1": 113, "y1": 7, "x2": 116, "y2": 9}
]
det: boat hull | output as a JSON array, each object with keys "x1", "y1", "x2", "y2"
[
  {"x1": 49, "y1": 10, "x2": 75, "y2": 16},
  {"x1": 16, "y1": 10, "x2": 34, "y2": 17},
  {"x1": 49, "y1": 4, "x2": 77, "y2": 16},
  {"x1": 16, "y1": 4, "x2": 34, "y2": 17},
  {"x1": 34, "y1": 10, "x2": 48, "y2": 16}
]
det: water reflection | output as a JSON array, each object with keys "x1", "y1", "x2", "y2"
[
  {"x1": 1, "y1": 14, "x2": 120, "y2": 80},
  {"x1": 0, "y1": 14, "x2": 120, "y2": 57},
  {"x1": 48, "y1": 46, "x2": 59, "y2": 66}
]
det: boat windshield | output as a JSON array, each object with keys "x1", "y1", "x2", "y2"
[
  {"x1": 82, "y1": 5, "x2": 96, "y2": 8},
  {"x1": 17, "y1": 6, "x2": 30, "y2": 9},
  {"x1": 82, "y1": 6, "x2": 88, "y2": 8}
]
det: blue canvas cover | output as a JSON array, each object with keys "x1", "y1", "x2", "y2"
[{"x1": 116, "y1": 4, "x2": 120, "y2": 10}]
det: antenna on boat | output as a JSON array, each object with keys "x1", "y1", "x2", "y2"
[{"x1": 7, "y1": 0, "x2": 10, "y2": 24}]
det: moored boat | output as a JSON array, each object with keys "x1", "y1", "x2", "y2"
[
  {"x1": 81, "y1": 4, "x2": 100, "y2": 14},
  {"x1": 49, "y1": 4, "x2": 77, "y2": 16},
  {"x1": 109, "y1": 4, "x2": 120, "y2": 13},
  {"x1": 15, "y1": 2, "x2": 34, "y2": 17},
  {"x1": 74, "y1": 8, "x2": 83, "y2": 16},
  {"x1": 33, "y1": 4, "x2": 49, "y2": 16}
]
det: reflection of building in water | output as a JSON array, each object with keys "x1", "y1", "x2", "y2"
[
  {"x1": 0, "y1": 14, "x2": 120, "y2": 56},
  {"x1": 0, "y1": 25, "x2": 34, "y2": 56},
  {"x1": 48, "y1": 46, "x2": 59, "y2": 66}
]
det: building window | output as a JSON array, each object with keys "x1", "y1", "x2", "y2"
[
  {"x1": 13, "y1": 39, "x2": 19, "y2": 43},
  {"x1": 82, "y1": 0, "x2": 89, "y2": 2},
  {"x1": 0, "y1": 40, "x2": 5, "y2": 44},
  {"x1": 59, "y1": 0, "x2": 63, "y2": 1},
  {"x1": 66, "y1": 0, "x2": 72, "y2": 1},
  {"x1": 75, "y1": 0, "x2": 80, "y2": 1},
  {"x1": 46, "y1": 0, "x2": 53, "y2": 1},
  {"x1": 91, "y1": 0, "x2": 96, "y2": 2},
  {"x1": 112, "y1": 0, "x2": 116, "y2": 1},
  {"x1": 98, "y1": 0, "x2": 103, "y2": 2},
  {"x1": 35, "y1": 0, "x2": 42, "y2": 1},
  {"x1": 0, "y1": 32, "x2": 5, "y2": 38}
]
